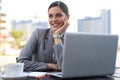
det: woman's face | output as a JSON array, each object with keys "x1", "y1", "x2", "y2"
[{"x1": 48, "y1": 7, "x2": 69, "y2": 32}]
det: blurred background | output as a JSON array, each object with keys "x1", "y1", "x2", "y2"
[{"x1": 0, "y1": 0, "x2": 120, "y2": 67}]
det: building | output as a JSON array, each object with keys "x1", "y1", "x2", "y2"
[
  {"x1": 78, "y1": 9, "x2": 111, "y2": 34},
  {"x1": 11, "y1": 19, "x2": 48, "y2": 41}
]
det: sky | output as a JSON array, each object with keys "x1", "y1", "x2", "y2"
[{"x1": 1, "y1": 0, "x2": 120, "y2": 37}]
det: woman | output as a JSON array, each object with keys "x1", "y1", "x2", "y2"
[{"x1": 17, "y1": 1, "x2": 70, "y2": 71}]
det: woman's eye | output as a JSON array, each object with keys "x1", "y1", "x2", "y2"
[
  {"x1": 57, "y1": 13, "x2": 62, "y2": 17},
  {"x1": 49, "y1": 15, "x2": 53, "y2": 18}
]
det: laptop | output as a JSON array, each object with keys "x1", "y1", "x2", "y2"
[{"x1": 48, "y1": 32, "x2": 118, "y2": 78}]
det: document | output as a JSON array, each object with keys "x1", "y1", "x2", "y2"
[{"x1": 28, "y1": 72, "x2": 47, "y2": 78}]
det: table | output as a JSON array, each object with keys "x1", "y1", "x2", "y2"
[
  {"x1": 26, "y1": 76, "x2": 120, "y2": 80},
  {"x1": 0, "y1": 68, "x2": 120, "y2": 80},
  {"x1": 0, "y1": 73, "x2": 120, "y2": 80}
]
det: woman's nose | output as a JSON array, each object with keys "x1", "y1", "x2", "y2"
[{"x1": 52, "y1": 16, "x2": 57, "y2": 21}]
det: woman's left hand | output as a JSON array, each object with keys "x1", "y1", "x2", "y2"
[{"x1": 54, "y1": 19, "x2": 69, "y2": 35}]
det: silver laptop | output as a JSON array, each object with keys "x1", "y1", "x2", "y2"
[{"x1": 48, "y1": 32, "x2": 118, "y2": 78}]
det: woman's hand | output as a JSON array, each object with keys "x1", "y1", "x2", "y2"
[
  {"x1": 47, "y1": 63, "x2": 58, "y2": 70},
  {"x1": 54, "y1": 18, "x2": 69, "y2": 35}
]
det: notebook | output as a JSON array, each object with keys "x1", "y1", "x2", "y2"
[{"x1": 48, "y1": 32, "x2": 118, "y2": 78}]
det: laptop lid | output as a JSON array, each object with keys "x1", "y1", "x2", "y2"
[{"x1": 62, "y1": 32, "x2": 118, "y2": 78}]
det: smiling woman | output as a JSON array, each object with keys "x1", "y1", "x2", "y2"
[
  {"x1": 16, "y1": 1, "x2": 70, "y2": 71},
  {"x1": 1, "y1": 0, "x2": 120, "y2": 61}
]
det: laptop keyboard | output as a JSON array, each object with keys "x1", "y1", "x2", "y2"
[{"x1": 57, "y1": 73, "x2": 62, "y2": 75}]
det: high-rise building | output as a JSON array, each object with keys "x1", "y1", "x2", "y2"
[{"x1": 78, "y1": 9, "x2": 111, "y2": 34}]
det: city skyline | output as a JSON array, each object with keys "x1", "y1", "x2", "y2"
[{"x1": 1, "y1": 0, "x2": 120, "y2": 36}]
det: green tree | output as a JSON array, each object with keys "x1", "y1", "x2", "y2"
[{"x1": 10, "y1": 29, "x2": 25, "y2": 48}]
